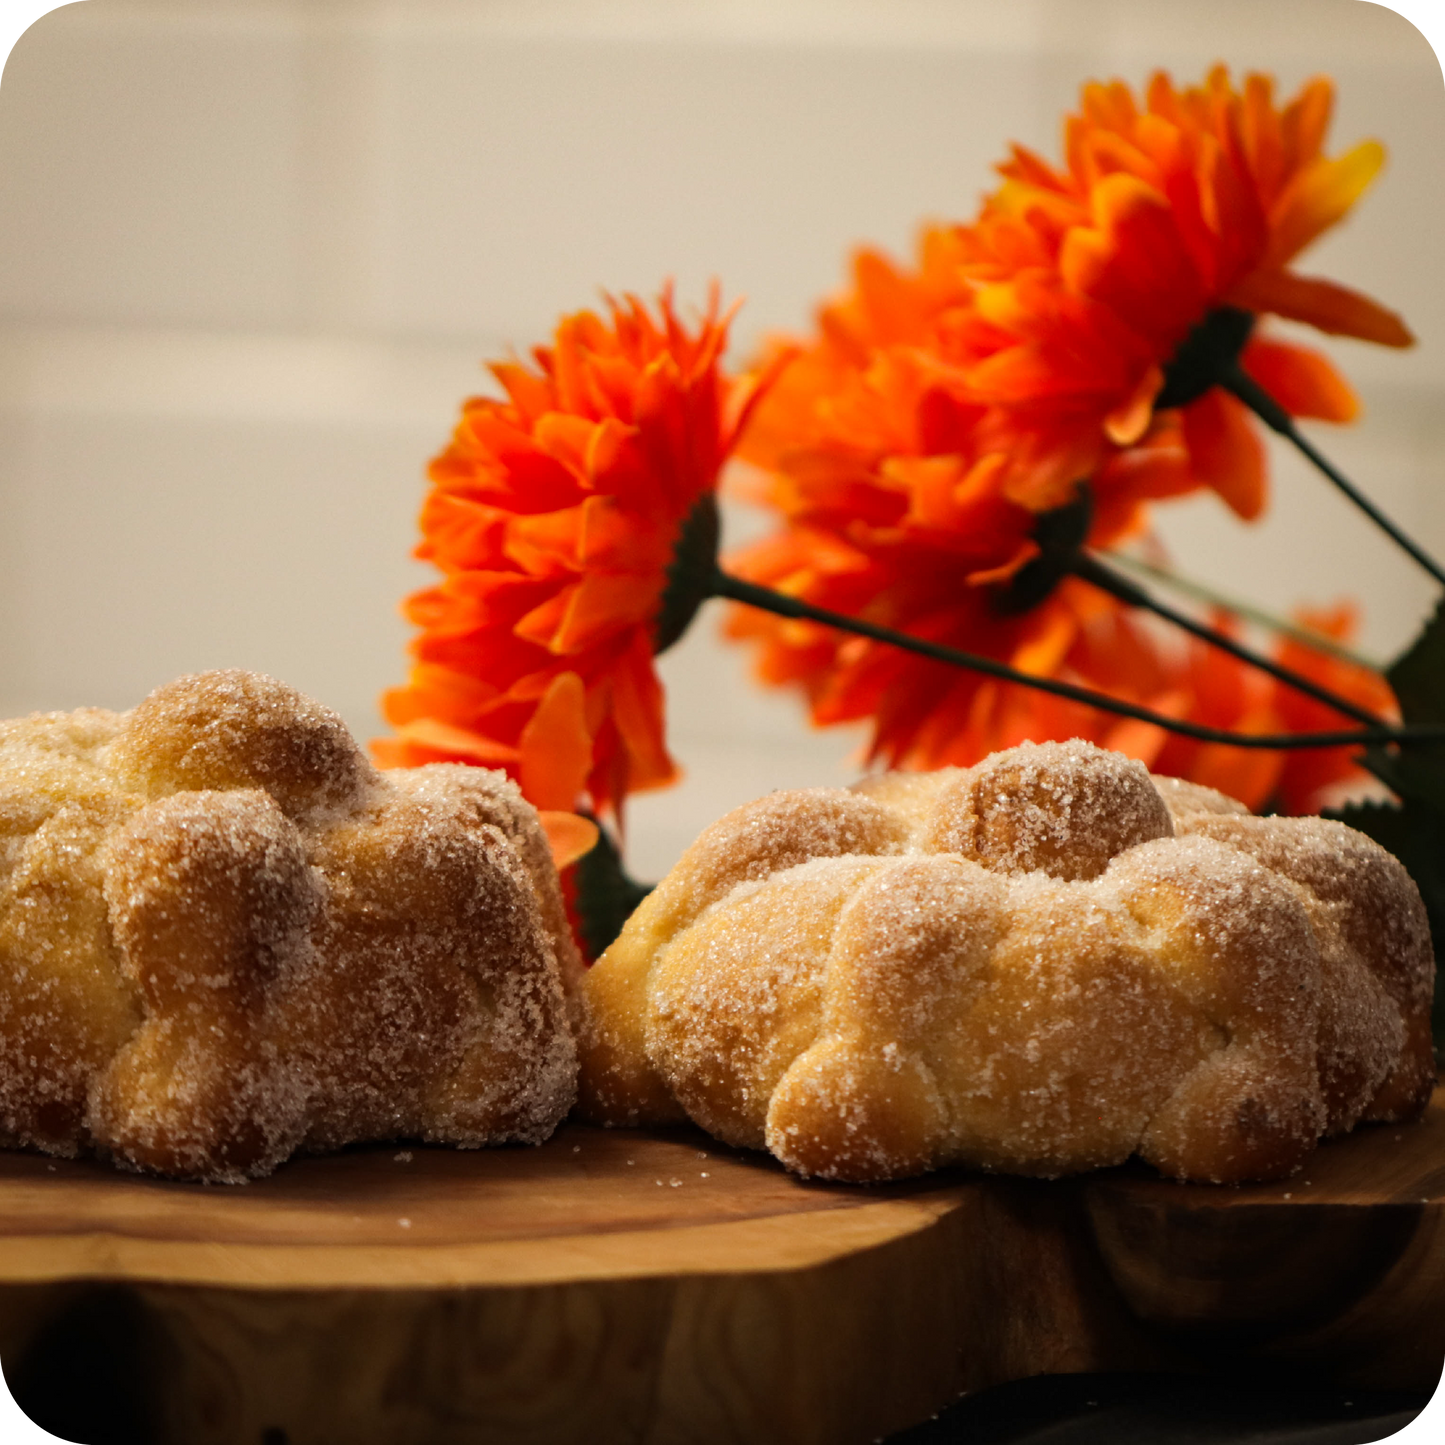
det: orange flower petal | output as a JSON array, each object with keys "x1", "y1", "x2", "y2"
[
  {"x1": 606, "y1": 633, "x2": 678, "y2": 796},
  {"x1": 1227, "y1": 268, "x2": 1413, "y2": 347},
  {"x1": 538, "y1": 810, "x2": 600, "y2": 869},
  {"x1": 369, "y1": 738, "x2": 414, "y2": 769},
  {"x1": 1062, "y1": 173, "x2": 1207, "y2": 341},
  {"x1": 518, "y1": 671, "x2": 592, "y2": 812},
  {"x1": 505, "y1": 495, "x2": 671, "y2": 579},
  {"x1": 388, "y1": 717, "x2": 521, "y2": 766},
  {"x1": 1187, "y1": 737, "x2": 1284, "y2": 812},
  {"x1": 381, "y1": 666, "x2": 501, "y2": 727},
  {"x1": 1266, "y1": 141, "x2": 1384, "y2": 266},
  {"x1": 1012, "y1": 602, "x2": 1077, "y2": 677},
  {"x1": 1103, "y1": 363, "x2": 1163, "y2": 445},
  {"x1": 504, "y1": 505, "x2": 586, "y2": 575},
  {"x1": 488, "y1": 360, "x2": 555, "y2": 424},
  {"x1": 523, "y1": 572, "x2": 659, "y2": 655},
  {"x1": 1180, "y1": 389, "x2": 1266, "y2": 520},
  {"x1": 1100, "y1": 714, "x2": 1171, "y2": 768},
  {"x1": 533, "y1": 413, "x2": 634, "y2": 489},
  {"x1": 1241, "y1": 336, "x2": 1358, "y2": 422}
]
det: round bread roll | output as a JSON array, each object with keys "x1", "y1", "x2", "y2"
[
  {"x1": 578, "y1": 739, "x2": 1435, "y2": 1184},
  {"x1": 0, "y1": 670, "x2": 581, "y2": 1181}
]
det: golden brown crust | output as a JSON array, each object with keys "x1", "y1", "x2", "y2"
[
  {"x1": 574, "y1": 788, "x2": 909, "y2": 1124},
  {"x1": 0, "y1": 671, "x2": 577, "y2": 1181},
  {"x1": 579, "y1": 739, "x2": 1436, "y2": 1185},
  {"x1": 386, "y1": 764, "x2": 586, "y2": 1007},
  {"x1": 106, "y1": 670, "x2": 375, "y2": 824},
  {"x1": 1177, "y1": 813, "x2": 1436, "y2": 1128}
]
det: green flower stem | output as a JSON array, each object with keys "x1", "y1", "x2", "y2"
[
  {"x1": 1098, "y1": 550, "x2": 1382, "y2": 671},
  {"x1": 713, "y1": 569, "x2": 1445, "y2": 751},
  {"x1": 1071, "y1": 552, "x2": 1383, "y2": 726},
  {"x1": 990, "y1": 478, "x2": 1381, "y2": 727},
  {"x1": 1223, "y1": 362, "x2": 1445, "y2": 591}
]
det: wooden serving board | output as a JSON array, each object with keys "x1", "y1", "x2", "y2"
[{"x1": 0, "y1": 1092, "x2": 1443, "y2": 1445}]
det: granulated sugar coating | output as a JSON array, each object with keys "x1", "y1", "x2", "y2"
[
  {"x1": 927, "y1": 739, "x2": 1174, "y2": 881},
  {"x1": 0, "y1": 670, "x2": 579, "y2": 1182},
  {"x1": 577, "y1": 739, "x2": 1435, "y2": 1184}
]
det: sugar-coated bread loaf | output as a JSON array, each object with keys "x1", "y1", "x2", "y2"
[
  {"x1": 578, "y1": 740, "x2": 1435, "y2": 1184},
  {"x1": 0, "y1": 670, "x2": 581, "y2": 1181}
]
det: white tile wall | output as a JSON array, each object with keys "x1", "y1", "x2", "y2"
[
  {"x1": 0, "y1": 6, "x2": 309, "y2": 327},
  {"x1": 0, "y1": 0, "x2": 1440, "y2": 876}
]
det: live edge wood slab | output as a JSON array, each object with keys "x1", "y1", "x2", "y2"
[{"x1": 0, "y1": 1092, "x2": 1443, "y2": 1445}]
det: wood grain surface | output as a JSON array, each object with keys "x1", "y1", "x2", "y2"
[{"x1": 1, "y1": 1094, "x2": 1442, "y2": 1445}]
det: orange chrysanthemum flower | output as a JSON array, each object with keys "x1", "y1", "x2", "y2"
[
  {"x1": 744, "y1": 67, "x2": 1410, "y2": 534},
  {"x1": 725, "y1": 285, "x2": 1182, "y2": 774},
  {"x1": 951, "y1": 64, "x2": 1413, "y2": 516},
  {"x1": 376, "y1": 287, "x2": 765, "y2": 825},
  {"x1": 727, "y1": 342, "x2": 1104, "y2": 763}
]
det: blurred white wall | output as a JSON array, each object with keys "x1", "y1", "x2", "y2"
[{"x1": 0, "y1": 0, "x2": 1439, "y2": 875}]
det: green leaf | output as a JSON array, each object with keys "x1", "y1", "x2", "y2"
[
  {"x1": 1387, "y1": 595, "x2": 1445, "y2": 725},
  {"x1": 1363, "y1": 595, "x2": 1445, "y2": 814},
  {"x1": 1359, "y1": 746, "x2": 1445, "y2": 817},
  {"x1": 1372, "y1": 596, "x2": 1445, "y2": 1050},
  {"x1": 1328, "y1": 797, "x2": 1445, "y2": 1050},
  {"x1": 572, "y1": 824, "x2": 654, "y2": 961}
]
